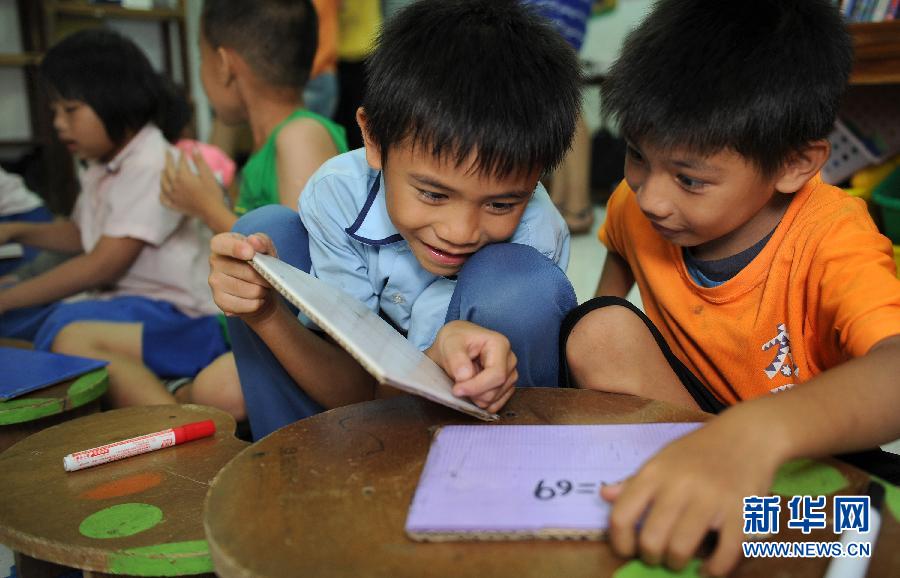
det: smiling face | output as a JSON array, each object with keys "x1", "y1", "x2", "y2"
[
  {"x1": 624, "y1": 140, "x2": 799, "y2": 261},
  {"x1": 51, "y1": 100, "x2": 117, "y2": 162},
  {"x1": 366, "y1": 141, "x2": 539, "y2": 276}
]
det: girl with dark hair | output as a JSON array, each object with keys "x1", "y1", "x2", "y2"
[{"x1": 0, "y1": 29, "x2": 228, "y2": 406}]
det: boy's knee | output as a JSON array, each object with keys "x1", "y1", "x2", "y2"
[
  {"x1": 51, "y1": 321, "x2": 95, "y2": 355},
  {"x1": 457, "y1": 244, "x2": 575, "y2": 324},
  {"x1": 232, "y1": 205, "x2": 299, "y2": 236},
  {"x1": 232, "y1": 205, "x2": 310, "y2": 271},
  {"x1": 565, "y1": 302, "x2": 651, "y2": 391}
]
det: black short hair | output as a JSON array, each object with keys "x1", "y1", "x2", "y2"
[
  {"x1": 601, "y1": 0, "x2": 853, "y2": 176},
  {"x1": 364, "y1": 0, "x2": 582, "y2": 178},
  {"x1": 40, "y1": 29, "x2": 168, "y2": 145},
  {"x1": 202, "y1": 0, "x2": 318, "y2": 89}
]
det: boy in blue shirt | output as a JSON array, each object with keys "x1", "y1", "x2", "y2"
[{"x1": 208, "y1": 0, "x2": 582, "y2": 440}]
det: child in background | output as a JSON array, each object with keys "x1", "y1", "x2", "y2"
[
  {"x1": 162, "y1": 0, "x2": 347, "y2": 231},
  {"x1": 0, "y1": 29, "x2": 226, "y2": 407},
  {"x1": 521, "y1": 0, "x2": 595, "y2": 235},
  {"x1": 0, "y1": 167, "x2": 53, "y2": 278},
  {"x1": 57, "y1": 0, "x2": 348, "y2": 419},
  {"x1": 305, "y1": 0, "x2": 340, "y2": 119},
  {"x1": 209, "y1": 0, "x2": 582, "y2": 440},
  {"x1": 561, "y1": 0, "x2": 900, "y2": 574}
]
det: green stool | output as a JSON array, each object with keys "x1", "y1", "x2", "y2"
[
  {"x1": 0, "y1": 368, "x2": 108, "y2": 453},
  {"x1": 0, "y1": 404, "x2": 248, "y2": 577}
]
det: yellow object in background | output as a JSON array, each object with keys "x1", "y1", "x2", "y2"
[
  {"x1": 851, "y1": 154, "x2": 900, "y2": 200},
  {"x1": 844, "y1": 187, "x2": 870, "y2": 201},
  {"x1": 894, "y1": 245, "x2": 900, "y2": 278},
  {"x1": 338, "y1": 0, "x2": 382, "y2": 61}
]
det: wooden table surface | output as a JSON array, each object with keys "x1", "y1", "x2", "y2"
[
  {"x1": 203, "y1": 388, "x2": 900, "y2": 578},
  {"x1": 0, "y1": 404, "x2": 248, "y2": 576}
]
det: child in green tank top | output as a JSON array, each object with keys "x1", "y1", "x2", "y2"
[
  {"x1": 63, "y1": 1, "x2": 346, "y2": 417},
  {"x1": 236, "y1": 108, "x2": 347, "y2": 216}
]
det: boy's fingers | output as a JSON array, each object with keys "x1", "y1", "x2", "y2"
[
  {"x1": 177, "y1": 149, "x2": 191, "y2": 176},
  {"x1": 193, "y1": 149, "x2": 218, "y2": 181},
  {"x1": 445, "y1": 347, "x2": 477, "y2": 384},
  {"x1": 164, "y1": 150, "x2": 176, "y2": 177},
  {"x1": 665, "y1": 500, "x2": 720, "y2": 570},
  {"x1": 600, "y1": 481, "x2": 624, "y2": 502},
  {"x1": 212, "y1": 292, "x2": 267, "y2": 316},
  {"x1": 485, "y1": 373, "x2": 517, "y2": 413},
  {"x1": 607, "y1": 476, "x2": 656, "y2": 557},
  {"x1": 703, "y1": 514, "x2": 743, "y2": 577},
  {"x1": 210, "y1": 232, "x2": 254, "y2": 260},
  {"x1": 247, "y1": 233, "x2": 278, "y2": 258},
  {"x1": 453, "y1": 337, "x2": 508, "y2": 397},
  {"x1": 637, "y1": 489, "x2": 689, "y2": 567},
  {"x1": 452, "y1": 360, "x2": 505, "y2": 398},
  {"x1": 215, "y1": 271, "x2": 270, "y2": 299},
  {"x1": 485, "y1": 365, "x2": 517, "y2": 403}
]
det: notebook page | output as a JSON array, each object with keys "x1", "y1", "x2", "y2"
[
  {"x1": 406, "y1": 423, "x2": 703, "y2": 539},
  {"x1": 250, "y1": 254, "x2": 497, "y2": 421}
]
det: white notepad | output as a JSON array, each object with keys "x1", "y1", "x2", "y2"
[
  {"x1": 0, "y1": 243, "x2": 24, "y2": 259},
  {"x1": 250, "y1": 253, "x2": 498, "y2": 421},
  {"x1": 406, "y1": 423, "x2": 703, "y2": 541}
]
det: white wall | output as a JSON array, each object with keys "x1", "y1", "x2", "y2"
[
  {"x1": 580, "y1": 0, "x2": 653, "y2": 133},
  {"x1": 0, "y1": 0, "x2": 32, "y2": 142},
  {"x1": 0, "y1": 0, "x2": 210, "y2": 149},
  {"x1": 0, "y1": 0, "x2": 653, "y2": 149}
]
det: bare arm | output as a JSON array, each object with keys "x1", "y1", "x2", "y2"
[
  {"x1": 161, "y1": 150, "x2": 237, "y2": 234},
  {"x1": 208, "y1": 232, "x2": 376, "y2": 409},
  {"x1": 248, "y1": 300, "x2": 378, "y2": 408},
  {"x1": 276, "y1": 119, "x2": 340, "y2": 209},
  {"x1": 0, "y1": 219, "x2": 83, "y2": 253},
  {"x1": 0, "y1": 235, "x2": 144, "y2": 313},
  {"x1": 741, "y1": 334, "x2": 900, "y2": 459},
  {"x1": 594, "y1": 251, "x2": 634, "y2": 297},
  {"x1": 603, "y1": 334, "x2": 900, "y2": 576}
]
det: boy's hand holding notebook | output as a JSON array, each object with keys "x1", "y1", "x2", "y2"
[{"x1": 249, "y1": 253, "x2": 499, "y2": 421}]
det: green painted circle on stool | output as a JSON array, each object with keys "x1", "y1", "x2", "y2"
[
  {"x1": 66, "y1": 369, "x2": 109, "y2": 408},
  {"x1": 874, "y1": 477, "x2": 900, "y2": 523},
  {"x1": 79, "y1": 503, "x2": 164, "y2": 539},
  {"x1": 613, "y1": 559, "x2": 702, "y2": 577},
  {"x1": 0, "y1": 397, "x2": 64, "y2": 425},
  {"x1": 108, "y1": 540, "x2": 213, "y2": 575},
  {"x1": 771, "y1": 459, "x2": 848, "y2": 496}
]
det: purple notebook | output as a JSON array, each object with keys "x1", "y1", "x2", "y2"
[
  {"x1": 405, "y1": 423, "x2": 702, "y2": 540},
  {"x1": 0, "y1": 347, "x2": 107, "y2": 400}
]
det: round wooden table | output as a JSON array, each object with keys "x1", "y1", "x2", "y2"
[
  {"x1": 0, "y1": 404, "x2": 248, "y2": 576},
  {"x1": 0, "y1": 368, "x2": 109, "y2": 453},
  {"x1": 204, "y1": 389, "x2": 900, "y2": 577}
]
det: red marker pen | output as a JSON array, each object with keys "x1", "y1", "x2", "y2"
[{"x1": 62, "y1": 420, "x2": 216, "y2": 472}]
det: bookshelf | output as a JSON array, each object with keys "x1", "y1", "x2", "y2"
[
  {"x1": 1, "y1": 0, "x2": 189, "y2": 214},
  {"x1": 849, "y1": 20, "x2": 900, "y2": 85},
  {"x1": 0, "y1": 52, "x2": 41, "y2": 67}
]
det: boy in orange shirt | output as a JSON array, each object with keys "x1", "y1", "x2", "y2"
[{"x1": 562, "y1": 0, "x2": 900, "y2": 575}]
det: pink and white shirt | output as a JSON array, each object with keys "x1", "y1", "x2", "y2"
[{"x1": 72, "y1": 124, "x2": 218, "y2": 317}]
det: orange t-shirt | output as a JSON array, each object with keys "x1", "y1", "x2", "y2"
[{"x1": 599, "y1": 175, "x2": 900, "y2": 404}]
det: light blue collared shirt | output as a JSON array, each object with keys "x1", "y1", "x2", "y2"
[{"x1": 299, "y1": 148, "x2": 570, "y2": 350}]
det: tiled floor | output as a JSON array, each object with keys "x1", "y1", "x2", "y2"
[
  {"x1": 566, "y1": 204, "x2": 900, "y2": 455},
  {"x1": 566, "y1": 205, "x2": 643, "y2": 305}
]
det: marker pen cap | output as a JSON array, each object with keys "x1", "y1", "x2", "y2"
[{"x1": 173, "y1": 419, "x2": 216, "y2": 444}]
